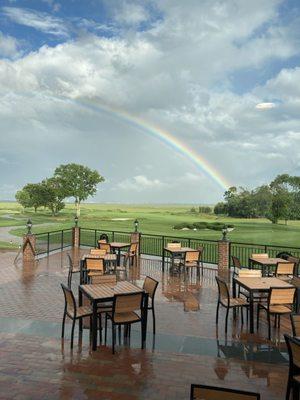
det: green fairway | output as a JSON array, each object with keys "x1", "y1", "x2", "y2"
[{"x1": 1, "y1": 202, "x2": 300, "y2": 248}]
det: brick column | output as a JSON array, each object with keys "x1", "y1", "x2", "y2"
[
  {"x1": 22, "y1": 234, "x2": 36, "y2": 263},
  {"x1": 130, "y1": 231, "x2": 141, "y2": 254},
  {"x1": 72, "y1": 227, "x2": 80, "y2": 248},
  {"x1": 218, "y1": 239, "x2": 230, "y2": 272}
]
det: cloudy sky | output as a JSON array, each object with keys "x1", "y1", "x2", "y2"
[{"x1": 0, "y1": 0, "x2": 300, "y2": 203}]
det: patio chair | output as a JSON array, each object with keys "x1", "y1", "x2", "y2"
[
  {"x1": 98, "y1": 242, "x2": 111, "y2": 254},
  {"x1": 67, "y1": 253, "x2": 80, "y2": 288},
  {"x1": 287, "y1": 256, "x2": 300, "y2": 277},
  {"x1": 105, "y1": 292, "x2": 144, "y2": 354},
  {"x1": 237, "y1": 270, "x2": 266, "y2": 304},
  {"x1": 85, "y1": 258, "x2": 104, "y2": 279},
  {"x1": 275, "y1": 262, "x2": 295, "y2": 281},
  {"x1": 215, "y1": 276, "x2": 248, "y2": 333},
  {"x1": 183, "y1": 250, "x2": 203, "y2": 276},
  {"x1": 257, "y1": 286, "x2": 296, "y2": 340},
  {"x1": 90, "y1": 274, "x2": 117, "y2": 285},
  {"x1": 61, "y1": 283, "x2": 96, "y2": 349},
  {"x1": 143, "y1": 276, "x2": 159, "y2": 334},
  {"x1": 232, "y1": 255, "x2": 248, "y2": 276},
  {"x1": 291, "y1": 314, "x2": 300, "y2": 337},
  {"x1": 284, "y1": 334, "x2": 300, "y2": 400},
  {"x1": 99, "y1": 233, "x2": 109, "y2": 243},
  {"x1": 190, "y1": 383, "x2": 260, "y2": 399},
  {"x1": 123, "y1": 242, "x2": 138, "y2": 267}
]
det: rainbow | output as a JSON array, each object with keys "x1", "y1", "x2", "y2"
[{"x1": 32, "y1": 92, "x2": 231, "y2": 191}]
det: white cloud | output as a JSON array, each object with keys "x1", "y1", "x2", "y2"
[
  {"x1": 117, "y1": 175, "x2": 164, "y2": 191},
  {"x1": 255, "y1": 102, "x2": 276, "y2": 109},
  {"x1": 0, "y1": 31, "x2": 22, "y2": 58},
  {"x1": 2, "y1": 6, "x2": 69, "y2": 37}
]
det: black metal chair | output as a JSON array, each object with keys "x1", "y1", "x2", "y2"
[
  {"x1": 67, "y1": 253, "x2": 80, "y2": 288},
  {"x1": 143, "y1": 276, "x2": 159, "y2": 334}
]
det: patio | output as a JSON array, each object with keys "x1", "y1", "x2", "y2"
[{"x1": 0, "y1": 248, "x2": 292, "y2": 399}]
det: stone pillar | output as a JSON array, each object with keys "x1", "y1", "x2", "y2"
[
  {"x1": 218, "y1": 239, "x2": 230, "y2": 272},
  {"x1": 22, "y1": 234, "x2": 36, "y2": 263},
  {"x1": 72, "y1": 227, "x2": 80, "y2": 248}
]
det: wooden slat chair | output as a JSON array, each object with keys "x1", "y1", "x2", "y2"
[
  {"x1": 98, "y1": 242, "x2": 111, "y2": 254},
  {"x1": 232, "y1": 255, "x2": 248, "y2": 276},
  {"x1": 143, "y1": 276, "x2": 159, "y2": 334},
  {"x1": 90, "y1": 249, "x2": 107, "y2": 256},
  {"x1": 85, "y1": 258, "x2": 104, "y2": 280},
  {"x1": 190, "y1": 384, "x2": 260, "y2": 399},
  {"x1": 275, "y1": 262, "x2": 295, "y2": 282},
  {"x1": 123, "y1": 242, "x2": 138, "y2": 267},
  {"x1": 237, "y1": 270, "x2": 267, "y2": 304},
  {"x1": 167, "y1": 241, "x2": 183, "y2": 267},
  {"x1": 99, "y1": 233, "x2": 109, "y2": 243},
  {"x1": 257, "y1": 287, "x2": 296, "y2": 340},
  {"x1": 183, "y1": 250, "x2": 203, "y2": 276},
  {"x1": 90, "y1": 274, "x2": 117, "y2": 285},
  {"x1": 105, "y1": 292, "x2": 144, "y2": 353},
  {"x1": 61, "y1": 283, "x2": 94, "y2": 348},
  {"x1": 67, "y1": 253, "x2": 80, "y2": 288},
  {"x1": 284, "y1": 334, "x2": 300, "y2": 400},
  {"x1": 291, "y1": 314, "x2": 300, "y2": 337},
  {"x1": 215, "y1": 276, "x2": 248, "y2": 333},
  {"x1": 287, "y1": 256, "x2": 300, "y2": 277}
]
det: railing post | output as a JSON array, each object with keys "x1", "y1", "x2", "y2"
[
  {"x1": 218, "y1": 238, "x2": 230, "y2": 275},
  {"x1": 23, "y1": 233, "x2": 36, "y2": 264},
  {"x1": 72, "y1": 227, "x2": 80, "y2": 248},
  {"x1": 61, "y1": 230, "x2": 64, "y2": 250},
  {"x1": 94, "y1": 230, "x2": 97, "y2": 248},
  {"x1": 47, "y1": 232, "x2": 50, "y2": 255}
]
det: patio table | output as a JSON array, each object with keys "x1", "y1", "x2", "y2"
[
  {"x1": 109, "y1": 242, "x2": 131, "y2": 265},
  {"x1": 79, "y1": 281, "x2": 148, "y2": 351},
  {"x1": 162, "y1": 246, "x2": 195, "y2": 272},
  {"x1": 249, "y1": 256, "x2": 288, "y2": 277},
  {"x1": 233, "y1": 276, "x2": 294, "y2": 334}
]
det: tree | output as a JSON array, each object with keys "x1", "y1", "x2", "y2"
[
  {"x1": 41, "y1": 178, "x2": 65, "y2": 216},
  {"x1": 15, "y1": 189, "x2": 32, "y2": 210},
  {"x1": 214, "y1": 202, "x2": 228, "y2": 215},
  {"x1": 54, "y1": 163, "x2": 104, "y2": 216},
  {"x1": 16, "y1": 183, "x2": 49, "y2": 212}
]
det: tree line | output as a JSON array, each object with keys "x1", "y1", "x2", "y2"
[
  {"x1": 214, "y1": 174, "x2": 300, "y2": 223},
  {"x1": 15, "y1": 163, "x2": 104, "y2": 216}
]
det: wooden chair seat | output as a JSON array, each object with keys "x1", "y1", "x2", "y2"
[
  {"x1": 88, "y1": 270, "x2": 104, "y2": 277},
  {"x1": 107, "y1": 311, "x2": 140, "y2": 324},
  {"x1": 259, "y1": 304, "x2": 292, "y2": 314},
  {"x1": 68, "y1": 305, "x2": 92, "y2": 319},
  {"x1": 293, "y1": 375, "x2": 300, "y2": 384},
  {"x1": 229, "y1": 297, "x2": 248, "y2": 307},
  {"x1": 185, "y1": 261, "x2": 199, "y2": 267}
]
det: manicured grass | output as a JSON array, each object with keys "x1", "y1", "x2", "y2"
[{"x1": 1, "y1": 202, "x2": 300, "y2": 248}]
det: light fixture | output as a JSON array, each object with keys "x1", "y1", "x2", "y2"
[
  {"x1": 26, "y1": 219, "x2": 33, "y2": 234},
  {"x1": 74, "y1": 215, "x2": 79, "y2": 227},
  {"x1": 134, "y1": 219, "x2": 139, "y2": 232},
  {"x1": 222, "y1": 225, "x2": 228, "y2": 241}
]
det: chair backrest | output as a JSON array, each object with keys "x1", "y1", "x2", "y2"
[
  {"x1": 90, "y1": 248, "x2": 107, "y2": 256},
  {"x1": 67, "y1": 253, "x2": 73, "y2": 269},
  {"x1": 61, "y1": 283, "x2": 76, "y2": 316},
  {"x1": 238, "y1": 270, "x2": 262, "y2": 278},
  {"x1": 190, "y1": 384, "x2": 260, "y2": 399},
  {"x1": 129, "y1": 242, "x2": 138, "y2": 254},
  {"x1": 269, "y1": 287, "x2": 296, "y2": 306},
  {"x1": 275, "y1": 262, "x2": 295, "y2": 276},
  {"x1": 67, "y1": 254, "x2": 73, "y2": 287},
  {"x1": 185, "y1": 250, "x2": 200, "y2": 263},
  {"x1": 291, "y1": 314, "x2": 300, "y2": 337},
  {"x1": 99, "y1": 233, "x2": 109, "y2": 243},
  {"x1": 215, "y1": 276, "x2": 230, "y2": 306},
  {"x1": 90, "y1": 274, "x2": 117, "y2": 285},
  {"x1": 251, "y1": 253, "x2": 268, "y2": 258},
  {"x1": 284, "y1": 334, "x2": 300, "y2": 370},
  {"x1": 86, "y1": 258, "x2": 104, "y2": 273},
  {"x1": 98, "y1": 243, "x2": 111, "y2": 253},
  {"x1": 232, "y1": 256, "x2": 242, "y2": 270},
  {"x1": 167, "y1": 242, "x2": 181, "y2": 250},
  {"x1": 113, "y1": 292, "x2": 143, "y2": 314},
  {"x1": 143, "y1": 276, "x2": 159, "y2": 299},
  {"x1": 287, "y1": 255, "x2": 300, "y2": 265}
]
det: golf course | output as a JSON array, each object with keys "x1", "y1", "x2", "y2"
[{"x1": 1, "y1": 202, "x2": 300, "y2": 249}]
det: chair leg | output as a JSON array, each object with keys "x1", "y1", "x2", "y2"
[
  {"x1": 152, "y1": 307, "x2": 156, "y2": 335},
  {"x1": 70, "y1": 319, "x2": 76, "y2": 349},
  {"x1": 268, "y1": 312, "x2": 271, "y2": 340},
  {"x1": 216, "y1": 302, "x2": 220, "y2": 325},
  {"x1": 293, "y1": 383, "x2": 299, "y2": 400},
  {"x1": 99, "y1": 314, "x2": 102, "y2": 343},
  {"x1": 274, "y1": 314, "x2": 277, "y2": 328},
  {"x1": 112, "y1": 324, "x2": 115, "y2": 354},
  {"x1": 141, "y1": 321, "x2": 144, "y2": 349},
  {"x1": 286, "y1": 378, "x2": 291, "y2": 400},
  {"x1": 61, "y1": 311, "x2": 66, "y2": 338},
  {"x1": 225, "y1": 307, "x2": 229, "y2": 334},
  {"x1": 118, "y1": 325, "x2": 121, "y2": 344},
  {"x1": 278, "y1": 315, "x2": 281, "y2": 329},
  {"x1": 257, "y1": 305, "x2": 260, "y2": 330},
  {"x1": 241, "y1": 307, "x2": 244, "y2": 325},
  {"x1": 105, "y1": 314, "x2": 108, "y2": 344}
]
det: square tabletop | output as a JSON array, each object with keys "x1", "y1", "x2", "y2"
[
  {"x1": 82, "y1": 253, "x2": 117, "y2": 261},
  {"x1": 80, "y1": 281, "x2": 143, "y2": 302},
  {"x1": 234, "y1": 276, "x2": 293, "y2": 291},
  {"x1": 164, "y1": 246, "x2": 195, "y2": 253},
  {"x1": 109, "y1": 242, "x2": 131, "y2": 249},
  {"x1": 249, "y1": 256, "x2": 288, "y2": 265}
]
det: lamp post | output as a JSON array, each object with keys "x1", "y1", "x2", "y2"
[
  {"x1": 222, "y1": 225, "x2": 228, "y2": 241},
  {"x1": 74, "y1": 215, "x2": 79, "y2": 227},
  {"x1": 26, "y1": 219, "x2": 33, "y2": 235},
  {"x1": 134, "y1": 219, "x2": 139, "y2": 233}
]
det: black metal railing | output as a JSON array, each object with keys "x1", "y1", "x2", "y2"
[{"x1": 35, "y1": 229, "x2": 72, "y2": 255}]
